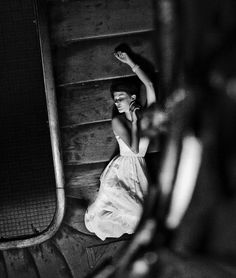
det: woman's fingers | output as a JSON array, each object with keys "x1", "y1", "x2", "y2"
[
  {"x1": 114, "y1": 51, "x2": 128, "y2": 62},
  {"x1": 129, "y1": 101, "x2": 136, "y2": 112}
]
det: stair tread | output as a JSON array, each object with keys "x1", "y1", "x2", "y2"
[
  {"x1": 2, "y1": 249, "x2": 38, "y2": 278},
  {"x1": 29, "y1": 241, "x2": 72, "y2": 278},
  {"x1": 64, "y1": 198, "x2": 94, "y2": 235},
  {"x1": 55, "y1": 32, "x2": 155, "y2": 85},
  {"x1": 49, "y1": 0, "x2": 153, "y2": 44},
  {"x1": 0, "y1": 252, "x2": 7, "y2": 278},
  {"x1": 53, "y1": 225, "x2": 131, "y2": 277}
]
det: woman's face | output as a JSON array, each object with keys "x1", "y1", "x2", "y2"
[{"x1": 113, "y1": 91, "x2": 134, "y2": 113}]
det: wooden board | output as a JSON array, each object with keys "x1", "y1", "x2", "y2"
[
  {"x1": 52, "y1": 226, "x2": 92, "y2": 278},
  {"x1": 2, "y1": 249, "x2": 38, "y2": 278},
  {"x1": 61, "y1": 121, "x2": 117, "y2": 165},
  {"x1": 64, "y1": 163, "x2": 106, "y2": 198},
  {"x1": 49, "y1": 0, "x2": 153, "y2": 44},
  {"x1": 57, "y1": 80, "x2": 113, "y2": 127},
  {"x1": 29, "y1": 242, "x2": 72, "y2": 278},
  {"x1": 0, "y1": 252, "x2": 7, "y2": 278},
  {"x1": 54, "y1": 32, "x2": 156, "y2": 85},
  {"x1": 57, "y1": 76, "x2": 140, "y2": 127},
  {"x1": 86, "y1": 241, "x2": 128, "y2": 270},
  {"x1": 53, "y1": 225, "x2": 130, "y2": 278},
  {"x1": 64, "y1": 163, "x2": 106, "y2": 189},
  {"x1": 64, "y1": 197, "x2": 94, "y2": 235}
]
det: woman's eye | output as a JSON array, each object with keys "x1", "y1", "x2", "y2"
[{"x1": 114, "y1": 97, "x2": 124, "y2": 103}]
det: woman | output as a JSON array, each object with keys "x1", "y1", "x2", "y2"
[{"x1": 84, "y1": 51, "x2": 156, "y2": 240}]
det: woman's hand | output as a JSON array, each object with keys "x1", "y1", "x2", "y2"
[
  {"x1": 114, "y1": 51, "x2": 133, "y2": 65},
  {"x1": 129, "y1": 100, "x2": 141, "y2": 123}
]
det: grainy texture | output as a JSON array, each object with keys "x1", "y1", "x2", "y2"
[
  {"x1": 52, "y1": 225, "x2": 130, "y2": 278},
  {"x1": 52, "y1": 226, "x2": 92, "y2": 278},
  {"x1": 61, "y1": 121, "x2": 116, "y2": 165},
  {"x1": 54, "y1": 32, "x2": 155, "y2": 85},
  {"x1": 2, "y1": 249, "x2": 38, "y2": 278},
  {"x1": 57, "y1": 76, "x2": 140, "y2": 127},
  {"x1": 29, "y1": 242, "x2": 72, "y2": 278},
  {"x1": 49, "y1": 0, "x2": 153, "y2": 44},
  {"x1": 64, "y1": 163, "x2": 107, "y2": 201},
  {"x1": 57, "y1": 81, "x2": 114, "y2": 127},
  {"x1": 0, "y1": 253, "x2": 7, "y2": 278}
]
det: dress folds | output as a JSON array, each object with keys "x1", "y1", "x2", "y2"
[{"x1": 84, "y1": 134, "x2": 149, "y2": 240}]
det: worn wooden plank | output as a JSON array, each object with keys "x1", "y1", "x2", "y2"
[
  {"x1": 61, "y1": 121, "x2": 117, "y2": 165},
  {"x1": 63, "y1": 197, "x2": 94, "y2": 235},
  {"x1": 64, "y1": 163, "x2": 106, "y2": 190},
  {"x1": 61, "y1": 120, "x2": 159, "y2": 165},
  {"x1": 0, "y1": 252, "x2": 7, "y2": 278},
  {"x1": 49, "y1": 0, "x2": 153, "y2": 44},
  {"x1": 57, "y1": 80, "x2": 113, "y2": 127},
  {"x1": 86, "y1": 240, "x2": 128, "y2": 269},
  {"x1": 3, "y1": 249, "x2": 38, "y2": 278},
  {"x1": 64, "y1": 163, "x2": 107, "y2": 199},
  {"x1": 52, "y1": 225, "x2": 131, "y2": 278},
  {"x1": 57, "y1": 76, "x2": 141, "y2": 127},
  {"x1": 57, "y1": 76, "x2": 154, "y2": 127},
  {"x1": 54, "y1": 32, "x2": 156, "y2": 85},
  {"x1": 28, "y1": 241, "x2": 72, "y2": 278},
  {"x1": 52, "y1": 225, "x2": 125, "y2": 277},
  {"x1": 52, "y1": 226, "x2": 92, "y2": 278},
  {"x1": 66, "y1": 185, "x2": 99, "y2": 202}
]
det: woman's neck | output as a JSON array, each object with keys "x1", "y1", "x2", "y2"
[{"x1": 125, "y1": 111, "x2": 132, "y2": 122}]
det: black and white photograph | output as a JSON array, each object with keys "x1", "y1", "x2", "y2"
[{"x1": 0, "y1": 0, "x2": 236, "y2": 277}]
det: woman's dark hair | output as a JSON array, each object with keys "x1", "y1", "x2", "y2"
[{"x1": 110, "y1": 80, "x2": 139, "y2": 99}]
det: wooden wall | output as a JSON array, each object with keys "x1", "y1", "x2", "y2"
[{"x1": 46, "y1": 0, "x2": 157, "y2": 201}]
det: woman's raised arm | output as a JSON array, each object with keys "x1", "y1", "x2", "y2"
[{"x1": 114, "y1": 51, "x2": 156, "y2": 107}]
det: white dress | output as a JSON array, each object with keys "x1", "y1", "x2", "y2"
[{"x1": 84, "y1": 134, "x2": 149, "y2": 240}]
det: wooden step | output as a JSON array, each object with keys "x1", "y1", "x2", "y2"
[
  {"x1": 85, "y1": 240, "x2": 128, "y2": 270},
  {"x1": 62, "y1": 121, "x2": 116, "y2": 165},
  {"x1": 62, "y1": 121, "x2": 158, "y2": 165},
  {"x1": 51, "y1": 225, "x2": 104, "y2": 278},
  {"x1": 28, "y1": 241, "x2": 72, "y2": 278},
  {"x1": 48, "y1": 0, "x2": 153, "y2": 45},
  {"x1": 0, "y1": 252, "x2": 7, "y2": 278},
  {"x1": 64, "y1": 163, "x2": 107, "y2": 200},
  {"x1": 2, "y1": 249, "x2": 38, "y2": 278},
  {"x1": 54, "y1": 31, "x2": 156, "y2": 85},
  {"x1": 52, "y1": 225, "x2": 131, "y2": 277},
  {"x1": 57, "y1": 76, "x2": 139, "y2": 127},
  {"x1": 63, "y1": 197, "x2": 94, "y2": 235}
]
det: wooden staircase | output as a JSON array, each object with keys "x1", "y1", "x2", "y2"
[{"x1": 0, "y1": 0, "x2": 157, "y2": 277}]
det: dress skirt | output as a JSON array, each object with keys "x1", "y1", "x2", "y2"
[{"x1": 84, "y1": 154, "x2": 149, "y2": 240}]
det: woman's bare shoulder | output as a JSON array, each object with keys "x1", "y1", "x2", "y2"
[
  {"x1": 112, "y1": 115, "x2": 124, "y2": 127},
  {"x1": 112, "y1": 115, "x2": 127, "y2": 135}
]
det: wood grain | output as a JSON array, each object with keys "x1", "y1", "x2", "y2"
[
  {"x1": 61, "y1": 121, "x2": 159, "y2": 165},
  {"x1": 52, "y1": 226, "x2": 92, "y2": 278},
  {"x1": 49, "y1": 0, "x2": 153, "y2": 44},
  {"x1": 64, "y1": 197, "x2": 94, "y2": 235},
  {"x1": 57, "y1": 76, "x2": 140, "y2": 127},
  {"x1": 54, "y1": 32, "x2": 156, "y2": 85},
  {"x1": 2, "y1": 249, "x2": 38, "y2": 278},
  {"x1": 53, "y1": 225, "x2": 130, "y2": 277},
  {"x1": 57, "y1": 81, "x2": 113, "y2": 127},
  {"x1": 64, "y1": 163, "x2": 106, "y2": 188},
  {"x1": 61, "y1": 121, "x2": 117, "y2": 165},
  {"x1": 64, "y1": 163, "x2": 107, "y2": 201},
  {"x1": 0, "y1": 253, "x2": 6, "y2": 278},
  {"x1": 29, "y1": 242, "x2": 72, "y2": 278}
]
